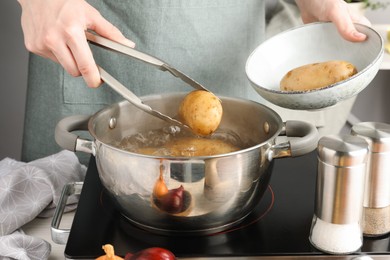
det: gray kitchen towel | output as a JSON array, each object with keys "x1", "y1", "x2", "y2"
[
  {"x1": 0, "y1": 230, "x2": 50, "y2": 260},
  {"x1": 0, "y1": 150, "x2": 87, "y2": 259}
]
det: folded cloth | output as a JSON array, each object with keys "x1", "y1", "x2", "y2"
[
  {"x1": 0, "y1": 230, "x2": 50, "y2": 260},
  {"x1": 0, "y1": 150, "x2": 87, "y2": 259}
]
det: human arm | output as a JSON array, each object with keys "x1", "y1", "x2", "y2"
[
  {"x1": 17, "y1": 0, "x2": 135, "y2": 88},
  {"x1": 295, "y1": 0, "x2": 371, "y2": 42}
]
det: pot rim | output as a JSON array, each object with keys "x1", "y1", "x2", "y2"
[{"x1": 88, "y1": 92, "x2": 284, "y2": 159}]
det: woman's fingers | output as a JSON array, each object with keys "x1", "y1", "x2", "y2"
[
  {"x1": 295, "y1": 0, "x2": 369, "y2": 42},
  {"x1": 62, "y1": 28, "x2": 102, "y2": 87},
  {"x1": 18, "y1": 0, "x2": 135, "y2": 88},
  {"x1": 89, "y1": 10, "x2": 136, "y2": 48},
  {"x1": 326, "y1": 2, "x2": 370, "y2": 42}
]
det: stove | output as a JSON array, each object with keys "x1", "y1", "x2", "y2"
[{"x1": 63, "y1": 151, "x2": 390, "y2": 259}]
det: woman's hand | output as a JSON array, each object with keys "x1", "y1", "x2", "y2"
[
  {"x1": 17, "y1": 0, "x2": 135, "y2": 88},
  {"x1": 295, "y1": 0, "x2": 371, "y2": 42}
]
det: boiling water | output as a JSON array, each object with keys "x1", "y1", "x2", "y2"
[{"x1": 119, "y1": 126, "x2": 247, "y2": 157}]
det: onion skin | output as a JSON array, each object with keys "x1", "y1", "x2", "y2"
[
  {"x1": 96, "y1": 244, "x2": 123, "y2": 260},
  {"x1": 153, "y1": 178, "x2": 168, "y2": 198},
  {"x1": 124, "y1": 247, "x2": 176, "y2": 260},
  {"x1": 156, "y1": 185, "x2": 184, "y2": 214},
  {"x1": 153, "y1": 165, "x2": 168, "y2": 198}
]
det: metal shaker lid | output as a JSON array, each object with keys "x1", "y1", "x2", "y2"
[
  {"x1": 317, "y1": 135, "x2": 369, "y2": 167},
  {"x1": 351, "y1": 122, "x2": 390, "y2": 153}
]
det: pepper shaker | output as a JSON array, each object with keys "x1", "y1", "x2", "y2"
[
  {"x1": 309, "y1": 134, "x2": 368, "y2": 254},
  {"x1": 351, "y1": 122, "x2": 390, "y2": 237}
]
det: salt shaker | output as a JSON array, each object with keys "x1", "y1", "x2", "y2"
[
  {"x1": 351, "y1": 122, "x2": 390, "y2": 237},
  {"x1": 309, "y1": 134, "x2": 368, "y2": 254}
]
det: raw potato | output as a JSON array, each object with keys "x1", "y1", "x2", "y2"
[
  {"x1": 179, "y1": 90, "x2": 223, "y2": 136},
  {"x1": 137, "y1": 136, "x2": 240, "y2": 157},
  {"x1": 280, "y1": 60, "x2": 357, "y2": 91}
]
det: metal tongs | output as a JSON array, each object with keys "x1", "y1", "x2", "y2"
[{"x1": 86, "y1": 31, "x2": 213, "y2": 128}]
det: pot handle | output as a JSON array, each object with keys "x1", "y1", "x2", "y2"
[
  {"x1": 55, "y1": 115, "x2": 94, "y2": 154},
  {"x1": 272, "y1": 120, "x2": 319, "y2": 158}
]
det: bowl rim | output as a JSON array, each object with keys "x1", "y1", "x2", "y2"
[{"x1": 245, "y1": 22, "x2": 384, "y2": 96}]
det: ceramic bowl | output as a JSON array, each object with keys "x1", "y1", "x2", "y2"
[{"x1": 245, "y1": 22, "x2": 384, "y2": 110}]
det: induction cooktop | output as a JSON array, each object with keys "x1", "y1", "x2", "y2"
[{"x1": 63, "y1": 152, "x2": 390, "y2": 259}]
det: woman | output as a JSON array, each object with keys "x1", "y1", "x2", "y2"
[{"x1": 16, "y1": 0, "x2": 370, "y2": 162}]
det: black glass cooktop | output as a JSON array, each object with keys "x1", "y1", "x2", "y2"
[{"x1": 64, "y1": 152, "x2": 390, "y2": 259}]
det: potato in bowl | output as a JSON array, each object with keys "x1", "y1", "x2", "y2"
[{"x1": 280, "y1": 60, "x2": 358, "y2": 92}]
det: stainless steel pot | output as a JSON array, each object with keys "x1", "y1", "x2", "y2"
[{"x1": 55, "y1": 93, "x2": 318, "y2": 235}]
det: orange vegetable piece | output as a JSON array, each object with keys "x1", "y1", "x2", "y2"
[{"x1": 96, "y1": 244, "x2": 123, "y2": 260}]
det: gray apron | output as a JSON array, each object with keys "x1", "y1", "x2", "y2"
[{"x1": 22, "y1": 0, "x2": 266, "y2": 163}]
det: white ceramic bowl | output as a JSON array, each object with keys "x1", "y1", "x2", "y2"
[{"x1": 246, "y1": 22, "x2": 384, "y2": 110}]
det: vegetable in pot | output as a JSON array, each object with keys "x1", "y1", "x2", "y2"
[{"x1": 160, "y1": 136, "x2": 239, "y2": 157}]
